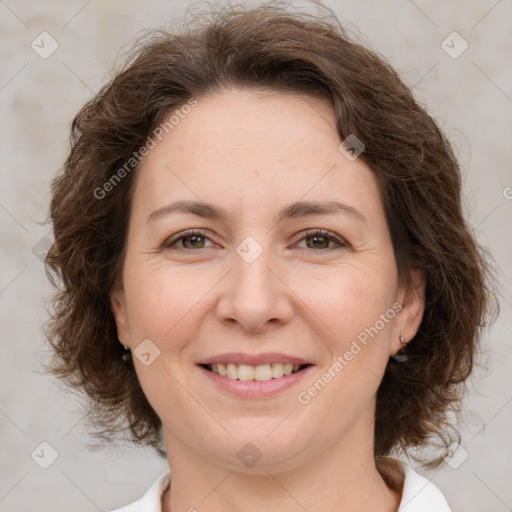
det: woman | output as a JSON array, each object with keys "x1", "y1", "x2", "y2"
[{"x1": 45, "y1": 3, "x2": 493, "y2": 511}]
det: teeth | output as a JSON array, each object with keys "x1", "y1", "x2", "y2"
[
  {"x1": 238, "y1": 364, "x2": 255, "y2": 381},
  {"x1": 271, "y1": 363, "x2": 284, "y2": 378},
  {"x1": 209, "y1": 362, "x2": 304, "y2": 381},
  {"x1": 254, "y1": 364, "x2": 272, "y2": 381},
  {"x1": 227, "y1": 363, "x2": 238, "y2": 379}
]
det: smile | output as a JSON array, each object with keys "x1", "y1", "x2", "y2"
[
  {"x1": 202, "y1": 362, "x2": 308, "y2": 381},
  {"x1": 198, "y1": 358, "x2": 313, "y2": 397}
]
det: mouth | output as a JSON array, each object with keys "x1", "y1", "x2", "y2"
[
  {"x1": 200, "y1": 362, "x2": 311, "y2": 381},
  {"x1": 197, "y1": 354, "x2": 314, "y2": 397}
]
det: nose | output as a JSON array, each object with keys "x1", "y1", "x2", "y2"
[{"x1": 216, "y1": 245, "x2": 294, "y2": 333}]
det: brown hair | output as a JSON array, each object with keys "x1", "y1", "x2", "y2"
[{"x1": 45, "y1": 1, "x2": 495, "y2": 469}]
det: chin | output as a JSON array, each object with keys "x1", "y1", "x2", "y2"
[{"x1": 206, "y1": 423, "x2": 311, "y2": 471}]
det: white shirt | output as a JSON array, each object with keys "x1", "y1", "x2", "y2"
[{"x1": 109, "y1": 460, "x2": 452, "y2": 512}]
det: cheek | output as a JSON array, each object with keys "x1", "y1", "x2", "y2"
[
  {"x1": 297, "y1": 259, "x2": 397, "y2": 343},
  {"x1": 123, "y1": 258, "x2": 218, "y2": 341},
  {"x1": 294, "y1": 264, "x2": 397, "y2": 417},
  {"x1": 294, "y1": 270, "x2": 395, "y2": 426}
]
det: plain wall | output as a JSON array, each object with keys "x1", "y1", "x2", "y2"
[{"x1": 1, "y1": 1, "x2": 511, "y2": 511}]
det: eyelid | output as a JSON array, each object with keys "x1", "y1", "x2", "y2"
[
  {"x1": 163, "y1": 228, "x2": 349, "y2": 251},
  {"x1": 292, "y1": 229, "x2": 349, "y2": 250},
  {"x1": 163, "y1": 228, "x2": 214, "y2": 249}
]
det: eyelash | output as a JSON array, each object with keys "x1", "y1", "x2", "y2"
[{"x1": 164, "y1": 228, "x2": 348, "y2": 252}]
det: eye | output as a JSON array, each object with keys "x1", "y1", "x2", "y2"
[
  {"x1": 294, "y1": 229, "x2": 348, "y2": 250},
  {"x1": 164, "y1": 229, "x2": 215, "y2": 250},
  {"x1": 163, "y1": 228, "x2": 348, "y2": 252}
]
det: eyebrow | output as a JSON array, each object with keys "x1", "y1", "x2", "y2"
[{"x1": 146, "y1": 199, "x2": 366, "y2": 225}]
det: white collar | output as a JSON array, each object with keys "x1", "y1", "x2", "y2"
[{"x1": 399, "y1": 461, "x2": 452, "y2": 511}]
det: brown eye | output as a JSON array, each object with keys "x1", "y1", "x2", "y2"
[
  {"x1": 165, "y1": 230, "x2": 214, "y2": 250},
  {"x1": 181, "y1": 234, "x2": 206, "y2": 249},
  {"x1": 296, "y1": 229, "x2": 347, "y2": 251},
  {"x1": 305, "y1": 234, "x2": 330, "y2": 249}
]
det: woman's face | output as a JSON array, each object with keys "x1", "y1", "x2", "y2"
[{"x1": 112, "y1": 87, "x2": 424, "y2": 472}]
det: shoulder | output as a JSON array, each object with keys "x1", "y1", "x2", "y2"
[
  {"x1": 398, "y1": 460, "x2": 452, "y2": 512},
  {"x1": 109, "y1": 471, "x2": 170, "y2": 512}
]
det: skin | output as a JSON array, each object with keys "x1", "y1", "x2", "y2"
[{"x1": 111, "y1": 87, "x2": 425, "y2": 512}]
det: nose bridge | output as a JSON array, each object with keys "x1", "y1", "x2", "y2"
[
  {"x1": 235, "y1": 242, "x2": 275, "y2": 298},
  {"x1": 216, "y1": 235, "x2": 292, "y2": 331},
  {"x1": 233, "y1": 237, "x2": 279, "y2": 309}
]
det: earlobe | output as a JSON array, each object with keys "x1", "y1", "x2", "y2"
[{"x1": 110, "y1": 286, "x2": 130, "y2": 347}]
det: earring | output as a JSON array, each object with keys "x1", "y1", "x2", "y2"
[
  {"x1": 121, "y1": 345, "x2": 131, "y2": 362},
  {"x1": 391, "y1": 333, "x2": 408, "y2": 362}
]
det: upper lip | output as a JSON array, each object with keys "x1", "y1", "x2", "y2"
[{"x1": 198, "y1": 352, "x2": 312, "y2": 366}]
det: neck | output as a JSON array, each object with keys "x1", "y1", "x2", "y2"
[{"x1": 161, "y1": 424, "x2": 403, "y2": 512}]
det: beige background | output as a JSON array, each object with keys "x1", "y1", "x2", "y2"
[{"x1": 1, "y1": 1, "x2": 511, "y2": 511}]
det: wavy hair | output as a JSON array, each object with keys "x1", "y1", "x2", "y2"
[{"x1": 45, "y1": 1, "x2": 495, "y2": 475}]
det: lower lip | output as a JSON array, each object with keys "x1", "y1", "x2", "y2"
[{"x1": 198, "y1": 365, "x2": 313, "y2": 397}]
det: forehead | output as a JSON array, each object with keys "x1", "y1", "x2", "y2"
[{"x1": 133, "y1": 87, "x2": 382, "y2": 221}]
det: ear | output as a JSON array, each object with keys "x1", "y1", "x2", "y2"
[
  {"x1": 111, "y1": 284, "x2": 131, "y2": 348},
  {"x1": 392, "y1": 268, "x2": 426, "y2": 355}
]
